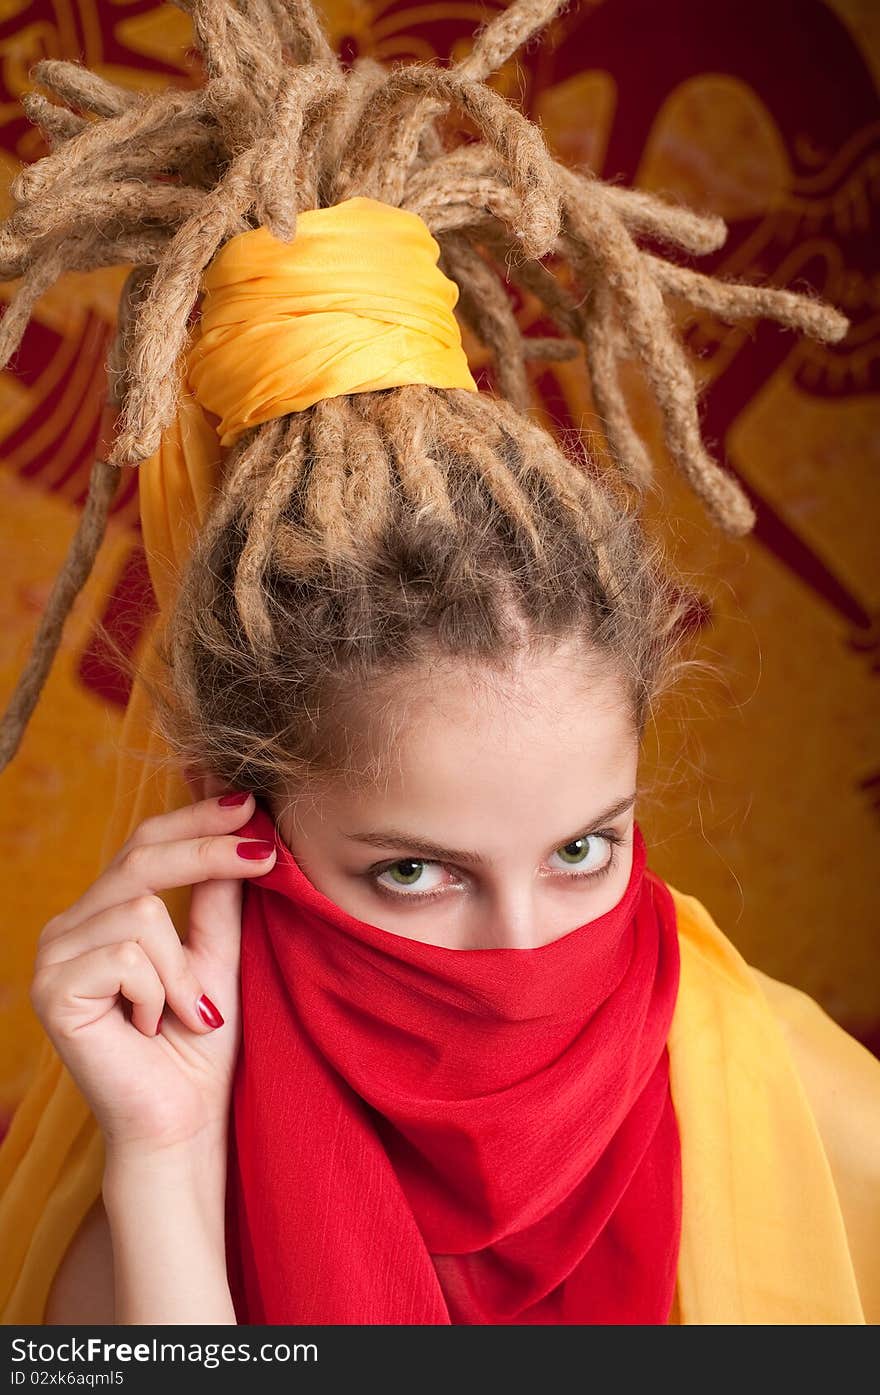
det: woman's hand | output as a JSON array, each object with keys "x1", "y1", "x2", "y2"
[{"x1": 29, "y1": 776, "x2": 276, "y2": 1162}]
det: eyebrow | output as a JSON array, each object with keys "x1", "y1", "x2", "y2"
[{"x1": 340, "y1": 792, "x2": 638, "y2": 867}]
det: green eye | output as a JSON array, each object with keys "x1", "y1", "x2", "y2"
[
  {"x1": 556, "y1": 838, "x2": 592, "y2": 865},
  {"x1": 386, "y1": 859, "x2": 426, "y2": 886}
]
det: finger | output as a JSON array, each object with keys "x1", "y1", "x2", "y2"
[
  {"x1": 36, "y1": 894, "x2": 220, "y2": 1038},
  {"x1": 114, "y1": 790, "x2": 258, "y2": 862},
  {"x1": 32, "y1": 939, "x2": 166, "y2": 1040},
  {"x1": 185, "y1": 775, "x2": 248, "y2": 968},
  {"x1": 186, "y1": 873, "x2": 243, "y2": 973},
  {"x1": 61, "y1": 830, "x2": 277, "y2": 931}
]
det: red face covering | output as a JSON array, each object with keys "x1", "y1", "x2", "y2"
[{"x1": 224, "y1": 800, "x2": 682, "y2": 1324}]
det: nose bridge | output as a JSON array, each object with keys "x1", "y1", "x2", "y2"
[{"x1": 480, "y1": 875, "x2": 543, "y2": 950}]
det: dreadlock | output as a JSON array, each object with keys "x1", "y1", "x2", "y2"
[{"x1": 0, "y1": 0, "x2": 848, "y2": 796}]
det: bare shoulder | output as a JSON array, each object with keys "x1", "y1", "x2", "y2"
[
  {"x1": 44, "y1": 1195, "x2": 115, "y2": 1325},
  {"x1": 750, "y1": 965, "x2": 880, "y2": 1323}
]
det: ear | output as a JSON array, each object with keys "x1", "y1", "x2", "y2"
[
  {"x1": 201, "y1": 772, "x2": 227, "y2": 800},
  {"x1": 181, "y1": 763, "x2": 226, "y2": 805}
]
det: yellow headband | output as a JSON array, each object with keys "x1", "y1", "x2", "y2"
[{"x1": 185, "y1": 194, "x2": 479, "y2": 445}]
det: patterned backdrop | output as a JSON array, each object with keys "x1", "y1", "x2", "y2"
[{"x1": 1, "y1": 0, "x2": 878, "y2": 1139}]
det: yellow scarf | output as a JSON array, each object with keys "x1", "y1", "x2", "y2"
[
  {"x1": 189, "y1": 196, "x2": 477, "y2": 443},
  {"x1": 0, "y1": 197, "x2": 865, "y2": 1323}
]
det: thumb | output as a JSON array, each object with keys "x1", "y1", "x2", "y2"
[
  {"x1": 186, "y1": 867, "x2": 244, "y2": 979},
  {"x1": 184, "y1": 768, "x2": 246, "y2": 973}
]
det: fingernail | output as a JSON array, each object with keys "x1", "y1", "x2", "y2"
[
  {"x1": 196, "y1": 994, "x2": 224, "y2": 1029},
  {"x1": 236, "y1": 839, "x2": 275, "y2": 860},
  {"x1": 218, "y1": 791, "x2": 251, "y2": 807}
]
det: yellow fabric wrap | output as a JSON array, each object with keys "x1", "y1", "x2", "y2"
[
  {"x1": 188, "y1": 195, "x2": 479, "y2": 445},
  {"x1": 1, "y1": 196, "x2": 878, "y2": 1325}
]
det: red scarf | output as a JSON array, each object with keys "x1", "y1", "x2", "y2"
[{"x1": 224, "y1": 801, "x2": 682, "y2": 1324}]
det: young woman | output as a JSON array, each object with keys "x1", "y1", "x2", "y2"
[{"x1": 0, "y1": 0, "x2": 877, "y2": 1326}]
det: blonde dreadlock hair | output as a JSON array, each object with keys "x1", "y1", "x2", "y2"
[{"x1": 0, "y1": 0, "x2": 848, "y2": 798}]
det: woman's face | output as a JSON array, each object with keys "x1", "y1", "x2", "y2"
[{"x1": 269, "y1": 642, "x2": 640, "y2": 949}]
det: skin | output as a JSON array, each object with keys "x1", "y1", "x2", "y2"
[{"x1": 270, "y1": 639, "x2": 640, "y2": 949}]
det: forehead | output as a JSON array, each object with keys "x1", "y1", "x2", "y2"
[
  {"x1": 320, "y1": 645, "x2": 637, "y2": 819},
  {"x1": 415, "y1": 650, "x2": 628, "y2": 744}
]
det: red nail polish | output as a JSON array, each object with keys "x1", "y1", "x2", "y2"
[
  {"x1": 196, "y1": 994, "x2": 224, "y2": 1029},
  {"x1": 218, "y1": 791, "x2": 251, "y2": 807},
  {"x1": 236, "y1": 839, "x2": 275, "y2": 860}
]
